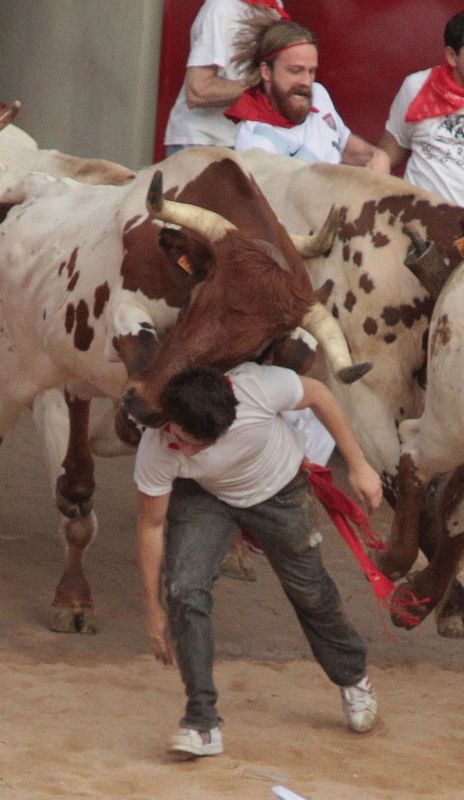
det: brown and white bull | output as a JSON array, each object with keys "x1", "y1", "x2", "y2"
[
  {"x1": 240, "y1": 147, "x2": 464, "y2": 635},
  {"x1": 0, "y1": 139, "x2": 366, "y2": 632}
]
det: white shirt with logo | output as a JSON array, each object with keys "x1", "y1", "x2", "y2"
[
  {"x1": 134, "y1": 363, "x2": 306, "y2": 507},
  {"x1": 386, "y1": 68, "x2": 464, "y2": 204},
  {"x1": 234, "y1": 83, "x2": 351, "y2": 163}
]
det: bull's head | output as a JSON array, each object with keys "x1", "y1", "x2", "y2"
[{"x1": 122, "y1": 169, "x2": 371, "y2": 427}]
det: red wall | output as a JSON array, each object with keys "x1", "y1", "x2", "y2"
[{"x1": 154, "y1": 0, "x2": 464, "y2": 162}]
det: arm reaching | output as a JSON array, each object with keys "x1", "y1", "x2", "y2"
[
  {"x1": 377, "y1": 129, "x2": 410, "y2": 170},
  {"x1": 342, "y1": 133, "x2": 391, "y2": 174},
  {"x1": 186, "y1": 65, "x2": 247, "y2": 108},
  {"x1": 136, "y1": 490, "x2": 173, "y2": 665},
  {"x1": 295, "y1": 377, "x2": 383, "y2": 512}
]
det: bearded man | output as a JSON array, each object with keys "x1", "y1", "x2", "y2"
[{"x1": 227, "y1": 19, "x2": 390, "y2": 172}]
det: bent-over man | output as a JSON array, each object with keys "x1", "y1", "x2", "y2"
[{"x1": 135, "y1": 362, "x2": 382, "y2": 757}]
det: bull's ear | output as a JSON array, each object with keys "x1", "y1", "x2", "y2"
[{"x1": 158, "y1": 225, "x2": 215, "y2": 281}]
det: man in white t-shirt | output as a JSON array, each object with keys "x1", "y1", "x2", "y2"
[
  {"x1": 227, "y1": 19, "x2": 390, "y2": 171},
  {"x1": 135, "y1": 362, "x2": 382, "y2": 757},
  {"x1": 164, "y1": 0, "x2": 288, "y2": 154},
  {"x1": 378, "y1": 11, "x2": 464, "y2": 204}
]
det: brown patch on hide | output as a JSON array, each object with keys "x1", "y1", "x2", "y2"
[
  {"x1": 363, "y1": 317, "x2": 378, "y2": 335},
  {"x1": 67, "y1": 272, "x2": 80, "y2": 292},
  {"x1": 314, "y1": 279, "x2": 334, "y2": 306},
  {"x1": 342, "y1": 244, "x2": 350, "y2": 262},
  {"x1": 380, "y1": 299, "x2": 433, "y2": 329},
  {"x1": 430, "y1": 313, "x2": 451, "y2": 357},
  {"x1": 74, "y1": 300, "x2": 94, "y2": 351},
  {"x1": 94, "y1": 282, "x2": 110, "y2": 318},
  {"x1": 353, "y1": 250, "x2": 363, "y2": 267},
  {"x1": 344, "y1": 291, "x2": 357, "y2": 312},
  {"x1": 359, "y1": 272, "x2": 374, "y2": 293},
  {"x1": 332, "y1": 303, "x2": 339, "y2": 318},
  {"x1": 372, "y1": 231, "x2": 390, "y2": 248},
  {"x1": 120, "y1": 216, "x2": 197, "y2": 307},
  {"x1": 384, "y1": 333, "x2": 396, "y2": 344},
  {"x1": 65, "y1": 304, "x2": 75, "y2": 334}
]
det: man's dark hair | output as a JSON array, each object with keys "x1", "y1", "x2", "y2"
[
  {"x1": 160, "y1": 366, "x2": 238, "y2": 442},
  {"x1": 445, "y1": 11, "x2": 464, "y2": 53}
]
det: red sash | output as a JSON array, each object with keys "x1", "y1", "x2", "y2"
[
  {"x1": 301, "y1": 460, "x2": 427, "y2": 628},
  {"x1": 405, "y1": 61, "x2": 464, "y2": 122},
  {"x1": 242, "y1": 0, "x2": 290, "y2": 20}
]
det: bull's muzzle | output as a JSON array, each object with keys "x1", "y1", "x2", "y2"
[{"x1": 122, "y1": 387, "x2": 162, "y2": 428}]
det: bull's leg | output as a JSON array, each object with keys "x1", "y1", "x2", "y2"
[
  {"x1": 376, "y1": 420, "x2": 428, "y2": 580},
  {"x1": 417, "y1": 474, "x2": 464, "y2": 638},
  {"x1": 34, "y1": 389, "x2": 98, "y2": 633},
  {"x1": 221, "y1": 532, "x2": 257, "y2": 581},
  {"x1": 391, "y1": 465, "x2": 464, "y2": 630}
]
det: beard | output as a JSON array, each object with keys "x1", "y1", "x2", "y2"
[{"x1": 270, "y1": 83, "x2": 312, "y2": 124}]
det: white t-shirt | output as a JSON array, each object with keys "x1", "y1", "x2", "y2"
[
  {"x1": 134, "y1": 362, "x2": 306, "y2": 507},
  {"x1": 386, "y1": 68, "x2": 464, "y2": 204},
  {"x1": 234, "y1": 83, "x2": 351, "y2": 163},
  {"x1": 165, "y1": 0, "x2": 283, "y2": 147}
]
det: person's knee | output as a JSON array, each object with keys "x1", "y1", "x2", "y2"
[{"x1": 167, "y1": 580, "x2": 213, "y2": 630}]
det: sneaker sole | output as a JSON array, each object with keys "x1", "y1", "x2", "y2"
[{"x1": 167, "y1": 743, "x2": 223, "y2": 757}]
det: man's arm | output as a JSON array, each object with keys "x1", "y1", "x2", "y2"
[
  {"x1": 136, "y1": 489, "x2": 173, "y2": 665},
  {"x1": 341, "y1": 133, "x2": 391, "y2": 173},
  {"x1": 186, "y1": 65, "x2": 247, "y2": 108},
  {"x1": 377, "y1": 129, "x2": 410, "y2": 170},
  {"x1": 295, "y1": 376, "x2": 383, "y2": 512}
]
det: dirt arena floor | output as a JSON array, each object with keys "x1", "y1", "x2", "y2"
[{"x1": 1, "y1": 410, "x2": 464, "y2": 800}]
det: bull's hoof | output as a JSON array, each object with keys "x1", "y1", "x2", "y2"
[
  {"x1": 390, "y1": 578, "x2": 431, "y2": 629},
  {"x1": 50, "y1": 607, "x2": 98, "y2": 634},
  {"x1": 436, "y1": 579, "x2": 464, "y2": 638},
  {"x1": 221, "y1": 553, "x2": 257, "y2": 582},
  {"x1": 337, "y1": 362, "x2": 373, "y2": 384},
  {"x1": 436, "y1": 613, "x2": 464, "y2": 639}
]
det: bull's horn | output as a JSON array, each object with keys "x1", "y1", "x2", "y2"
[
  {"x1": 147, "y1": 170, "x2": 236, "y2": 241},
  {"x1": 290, "y1": 205, "x2": 339, "y2": 257},
  {"x1": 404, "y1": 225, "x2": 452, "y2": 301},
  {"x1": 0, "y1": 100, "x2": 21, "y2": 131},
  {"x1": 302, "y1": 301, "x2": 372, "y2": 384}
]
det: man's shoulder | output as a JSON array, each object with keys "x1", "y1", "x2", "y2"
[{"x1": 400, "y1": 68, "x2": 432, "y2": 95}]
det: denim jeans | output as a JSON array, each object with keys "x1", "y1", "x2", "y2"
[{"x1": 165, "y1": 472, "x2": 367, "y2": 730}]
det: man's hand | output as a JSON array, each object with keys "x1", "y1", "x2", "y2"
[
  {"x1": 145, "y1": 606, "x2": 173, "y2": 665},
  {"x1": 348, "y1": 462, "x2": 383, "y2": 514}
]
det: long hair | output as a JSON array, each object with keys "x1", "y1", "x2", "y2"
[{"x1": 233, "y1": 14, "x2": 318, "y2": 86}]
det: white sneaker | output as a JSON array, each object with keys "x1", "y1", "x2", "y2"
[
  {"x1": 340, "y1": 675, "x2": 378, "y2": 733},
  {"x1": 167, "y1": 726, "x2": 224, "y2": 757}
]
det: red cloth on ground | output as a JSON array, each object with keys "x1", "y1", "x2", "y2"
[
  {"x1": 242, "y1": 0, "x2": 291, "y2": 20},
  {"x1": 405, "y1": 61, "x2": 464, "y2": 122}
]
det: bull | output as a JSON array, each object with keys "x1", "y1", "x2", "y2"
[
  {"x1": 0, "y1": 131, "x2": 367, "y2": 632},
  {"x1": 240, "y1": 147, "x2": 464, "y2": 636}
]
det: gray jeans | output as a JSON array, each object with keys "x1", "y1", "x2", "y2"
[{"x1": 165, "y1": 472, "x2": 367, "y2": 730}]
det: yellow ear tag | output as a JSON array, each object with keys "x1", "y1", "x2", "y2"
[
  {"x1": 177, "y1": 255, "x2": 193, "y2": 274},
  {"x1": 454, "y1": 236, "x2": 464, "y2": 258}
]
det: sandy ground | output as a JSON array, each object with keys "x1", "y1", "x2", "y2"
[{"x1": 1, "y1": 411, "x2": 464, "y2": 800}]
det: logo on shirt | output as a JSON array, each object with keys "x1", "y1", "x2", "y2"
[{"x1": 322, "y1": 112, "x2": 337, "y2": 131}]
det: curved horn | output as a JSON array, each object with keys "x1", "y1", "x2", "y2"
[
  {"x1": 0, "y1": 100, "x2": 21, "y2": 131},
  {"x1": 147, "y1": 170, "x2": 236, "y2": 241},
  {"x1": 290, "y1": 205, "x2": 339, "y2": 257},
  {"x1": 302, "y1": 301, "x2": 372, "y2": 384},
  {"x1": 404, "y1": 225, "x2": 452, "y2": 301}
]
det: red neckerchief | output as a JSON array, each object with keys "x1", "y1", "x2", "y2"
[
  {"x1": 405, "y1": 61, "x2": 464, "y2": 122},
  {"x1": 225, "y1": 86, "x2": 317, "y2": 128},
  {"x1": 242, "y1": 0, "x2": 290, "y2": 20}
]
